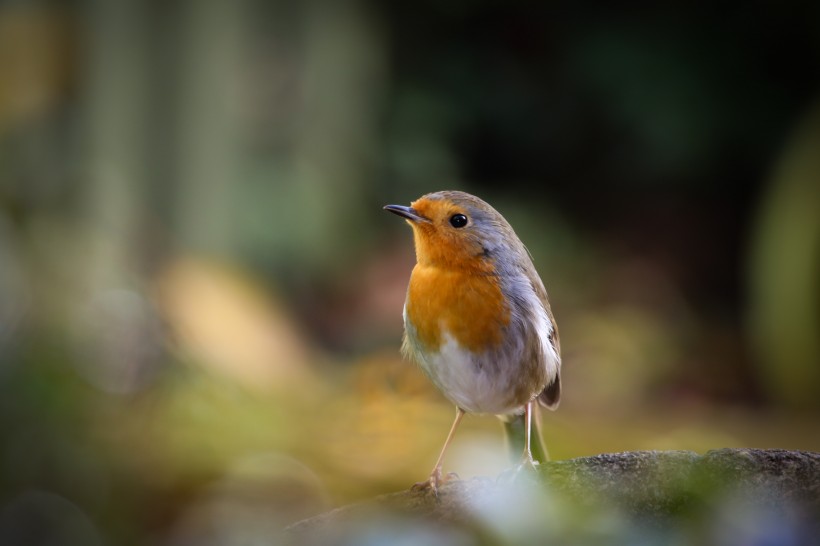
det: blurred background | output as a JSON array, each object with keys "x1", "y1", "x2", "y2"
[{"x1": 0, "y1": 0, "x2": 818, "y2": 543}]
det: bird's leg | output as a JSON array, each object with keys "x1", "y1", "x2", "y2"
[
  {"x1": 496, "y1": 401, "x2": 540, "y2": 485},
  {"x1": 412, "y1": 407, "x2": 465, "y2": 495},
  {"x1": 519, "y1": 401, "x2": 539, "y2": 468}
]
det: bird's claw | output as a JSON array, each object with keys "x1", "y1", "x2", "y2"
[
  {"x1": 497, "y1": 455, "x2": 540, "y2": 484},
  {"x1": 518, "y1": 454, "x2": 540, "y2": 472},
  {"x1": 411, "y1": 469, "x2": 460, "y2": 496}
]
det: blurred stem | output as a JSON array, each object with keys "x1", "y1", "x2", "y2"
[
  {"x1": 81, "y1": 0, "x2": 150, "y2": 288},
  {"x1": 289, "y1": 0, "x2": 385, "y2": 271},
  {"x1": 748, "y1": 101, "x2": 820, "y2": 409},
  {"x1": 174, "y1": 0, "x2": 246, "y2": 255},
  {"x1": 502, "y1": 411, "x2": 549, "y2": 464}
]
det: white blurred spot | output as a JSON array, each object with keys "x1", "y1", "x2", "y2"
[
  {"x1": 448, "y1": 434, "x2": 510, "y2": 478},
  {"x1": 710, "y1": 486, "x2": 810, "y2": 546},
  {"x1": 70, "y1": 288, "x2": 163, "y2": 394}
]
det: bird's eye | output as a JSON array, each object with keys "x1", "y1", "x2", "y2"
[{"x1": 449, "y1": 214, "x2": 468, "y2": 228}]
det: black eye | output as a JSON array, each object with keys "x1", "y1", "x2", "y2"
[{"x1": 449, "y1": 214, "x2": 468, "y2": 228}]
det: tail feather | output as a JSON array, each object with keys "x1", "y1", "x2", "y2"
[{"x1": 538, "y1": 374, "x2": 561, "y2": 410}]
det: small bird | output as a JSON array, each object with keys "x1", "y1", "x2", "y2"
[{"x1": 384, "y1": 190, "x2": 561, "y2": 492}]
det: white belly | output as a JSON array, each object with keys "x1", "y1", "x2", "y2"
[{"x1": 416, "y1": 332, "x2": 519, "y2": 415}]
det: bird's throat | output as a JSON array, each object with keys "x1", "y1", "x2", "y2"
[{"x1": 405, "y1": 264, "x2": 510, "y2": 353}]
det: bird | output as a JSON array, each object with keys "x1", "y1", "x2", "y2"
[{"x1": 384, "y1": 190, "x2": 561, "y2": 493}]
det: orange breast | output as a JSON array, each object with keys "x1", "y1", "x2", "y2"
[{"x1": 406, "y1": 265, "x2": 510, "y2": 353}]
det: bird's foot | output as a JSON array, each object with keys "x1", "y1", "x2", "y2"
[
  {"x1": 517, "y1": 452, "x2": 540, "y2": 473},
  {"x1": 497, "y1": 453, "x2": 540, "y2": 484},
  {"x1": 411, "y1": 468, "x2": 460, "y2": 496}
]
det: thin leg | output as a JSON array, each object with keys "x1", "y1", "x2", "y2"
[
  {"x1": 413, "y1": 407, "x2": 465, "y2": 494},
  {"x1": 521, "y1": 401, "x2": 537, "y2": 466},
  {"x1": 496, "y1": 402, "x2": 540, "y2": 485}
]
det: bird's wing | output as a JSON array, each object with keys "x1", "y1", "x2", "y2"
[{"x1": 523, "y1": 264, "x2": 562, "y2": 410}]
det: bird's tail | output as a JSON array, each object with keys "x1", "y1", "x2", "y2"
[{"x1": 501, "y1": 406, "x2": 549, "y2": 464}]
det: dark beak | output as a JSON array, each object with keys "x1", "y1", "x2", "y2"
[{"x1": 383, "y1": 204, "x2": 429, "y2": 223}]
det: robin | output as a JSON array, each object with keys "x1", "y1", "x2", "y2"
[{"x1": 384, "y1": 190, "x2": 561, "y2": 492}]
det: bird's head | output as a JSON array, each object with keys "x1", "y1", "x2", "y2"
[{"x1": 384, "y1": 191, "x2": 517, "y2": 271}]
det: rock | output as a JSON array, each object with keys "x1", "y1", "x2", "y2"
[{"x1": 284, "y1": 449, "x2": 820, "y2": 545}]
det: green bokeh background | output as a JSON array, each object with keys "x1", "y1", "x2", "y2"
[{"x1": 0, "y1": 1, "x2": 818, "y2": 543}]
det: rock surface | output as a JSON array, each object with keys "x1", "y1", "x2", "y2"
[{"x1": 284, "y1": 449, "x2": 819, "y2": 544}]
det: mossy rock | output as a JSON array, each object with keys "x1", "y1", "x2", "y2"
[{"x1": 285, "y1": 449, "x2": 820, "y2": 545}]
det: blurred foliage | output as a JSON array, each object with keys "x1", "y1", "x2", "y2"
[{"x1": 0, "y1": 0, "x2": 818, "y2": 543}]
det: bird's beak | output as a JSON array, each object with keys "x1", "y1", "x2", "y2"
[{"x1": 383, "y1": 204, "x2": 430, "y2": 223}]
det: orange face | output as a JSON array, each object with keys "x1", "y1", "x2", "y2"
[{"x1": 405, "y1": 196, "x2": 492, "y2": 274}]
